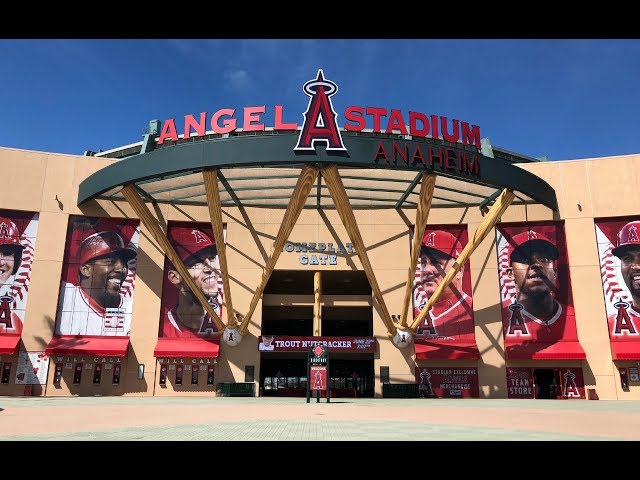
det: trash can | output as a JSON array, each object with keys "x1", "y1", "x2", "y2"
[
  {"x1": 23, "y1": 385, "x2": 32, "y2": 396},
  {"x1": 587, "y1": 388, "x2": 599, "y2": 400}
]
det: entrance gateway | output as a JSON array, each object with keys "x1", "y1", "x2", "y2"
[{"x1": 75, "y1": 69, "x2": 559, "y2": 398}]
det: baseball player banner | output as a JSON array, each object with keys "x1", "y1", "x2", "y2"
[
  {"x1": 0, "y1": 210, "x2": 39, "y2": 336},
  {"x1": 415, "y1": 367, "x2": 479, "y2": 398},
  {"x1": 54, "y1": 216, "x2": 140, "y2": 336},
  {"x1": 594, "y1": 216, "x2": 640, "y2": 355},
  {"x1": 496, "y1": 221, "x2": 582, "y2": 356},
  {"x1": 411, "y1": 225, "x2": 477, "y2": 345},
  {"x1": 159, "y1": 221, "x2": 226, "y2": 338}
]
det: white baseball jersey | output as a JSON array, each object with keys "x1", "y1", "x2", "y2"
[{"x1": 56, "y1": 282, "x2": 131, "y2": 336}]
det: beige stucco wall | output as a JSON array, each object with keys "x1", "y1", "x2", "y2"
[{"x1": 0, "y1": 146, "x2": 639, "y2": 400}]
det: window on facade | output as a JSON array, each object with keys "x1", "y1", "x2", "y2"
[
  {"x1": 159, "y1": 365, "x2": 167, "y2": 386},
  {"x1": 93, "y1": 363, "x2": 102, "y2": 384},
  {"x1": 245, "y1": 365, "x2": 255, "y2": 383},
  {"x1": 73, "y1": 363, "x2": 83, "y2": 384},
  {"x1": 1, "y1": 363, "x2": 11, "y2": 384},
  {"x1": 53, "y1": 363, "x2": 63, "y2": 385}
]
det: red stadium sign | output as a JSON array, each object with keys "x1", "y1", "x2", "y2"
[{"x1": 157, "y1": 69, "x2": 482, "y2": 151}]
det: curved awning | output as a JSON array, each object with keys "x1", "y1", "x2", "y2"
[
  {"x1": 76, "y1": 131, "x2": 558, "y2": 345},
  {"x1": 78, "y1": 132, "x2": 557, "y2": 211}
]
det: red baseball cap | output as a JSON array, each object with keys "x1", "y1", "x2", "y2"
[
  {"x1": 507, "y1": 230, "x2": 558, "y2": 262},
  {"x1": 0, "y1": 217, "x2": 24, "y2": 275},
  {"x1": 77, "y1": 230, "x2": 137, "y2": 265},
  {"x1": 612, "y1": 220, "x2": 640, "y2": 258},
  {"x1": 0, "y1": 217, "x2": 23, "y2": 249},
  {"x1": 421, "y1": 230, "x2": 462, "y2": 259},
  {"x1": 167, "y1": 226, "x2": 217, "y2": 265}
]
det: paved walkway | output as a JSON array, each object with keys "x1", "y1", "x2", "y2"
[{"x1": 1, "y1": 396, "x2": 640, "y2": 441}]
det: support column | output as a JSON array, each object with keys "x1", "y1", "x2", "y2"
[
  {"x1": 399, "y1": 173, "x2": 436, "y2": 328},
  {"x1": 409, "y1": 188, "x2": 515, "y2": 333},
  {"x1": 322, "y1": 165, "x2": 396, "y2": 337},
  {"x1": 121, "y1": 184, "x2": 225, "y2": 332},
  {"x1": 313, "y1": 271, "x2": 321, "y2": 336},
  {"x1": 203, "y1": 168, "x2": 236, "y2": 328},
  {"x1": 237, "y1": 165, "x2": 318, "y2": 336}
]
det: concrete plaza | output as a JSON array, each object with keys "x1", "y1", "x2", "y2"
[{"x1": 1, "y1": 396, "x2": 639, "y2": 441}]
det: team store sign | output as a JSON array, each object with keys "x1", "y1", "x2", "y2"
[{"x1": 506, "y1": 367, "x2": 585, "y2": 399}]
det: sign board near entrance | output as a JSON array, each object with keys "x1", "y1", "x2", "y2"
[
  {"x1": 506, "y1": 367, "x2": 535, "y2": 399},
  {"x1": 258, "y1": 335, "x2": 376, "y2": 353},
  {"x1": 415, "y1": 367, "x2": 479, "y2": 398},
  {"x1": 310, "y1": 365, "x2": 327, "y2": 391}
]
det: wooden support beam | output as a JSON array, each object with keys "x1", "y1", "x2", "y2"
[
  {"x1": 203, "y1": 169, "x2": 236, "y2": 328},
  {"x1": 313, "y1": 271, "x2": 321, "y2": 336},
  {"x1": 409, "y1": 188, "x2": 515, "y2": 333},
  {"x1": 399, "y1": 173, "x2": 436, "y2": 328},
  {"x1": 321, "y1": 165, "x2": 396, "y2": 337},
  {"x1": 121, "y1": 184, "x2": 225, "y2": 332},
  {"x1": 238, "y1": 165, "x2": 318, "y2": 335}
]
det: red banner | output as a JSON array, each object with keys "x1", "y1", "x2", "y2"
[
  {"x1": 55, "y1": 216, "x2": 139, "y2": 337},
  {"x1": 159, "y1": 221, "x2": 226, "y2": 339},
  {"x1": 258, "y1": 336, "x2": 376, "y2": 352},
  {"x1": 414, "y1": 367, "x2": 479, "y2": 398},
  {"x1": 558, "y1": 368, "x2": 585, "y2": 399},
  {"x1": 0, "y1": 210, "x2": 39, "y2": 336},
  {"x1": 410, "y1": 224, "x2": 478, "y2": 344},
  {"x1": 310, "y1": 365, "x2": 327, "y2": 391},
  {"x1": 594, "y1": 216, "x2": 640, "y2": 359},
  {"x1": 496, "y1": 221, "x2": 584, "y2": 358}
]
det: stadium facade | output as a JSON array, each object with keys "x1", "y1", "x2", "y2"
[{"x1": 1, "y1": 69, "x2": 639, "y2": 400}]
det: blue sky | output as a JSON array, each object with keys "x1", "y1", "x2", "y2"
[{"x1": 1, "y1": 38, "x2": 639, "y2": 161}]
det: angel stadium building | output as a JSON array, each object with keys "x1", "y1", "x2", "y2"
[{"x1": 1, "y1": 69, "x2": 639, "y2": 401}]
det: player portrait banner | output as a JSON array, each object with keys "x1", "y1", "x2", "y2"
[
  {"x1": 0, "y1": 210, "x2": 39, "y2": 336},
  {"x1": 415, "y1": 367, "x2": 479, "y2": 398},
  {"x1": 159, "y1": 221, "x2": 226, "y2": 339},
  {"x1": 410, "y1": 224, "x2": 479, "y2": 354},
  {"x1": 496, "y1": 221, "x2": 584, "y2": 359},
  {"x1": 595, "y1": 216, "x2": 640, "y2": 360},
  {"x1": 55, "y1": 216, "x2": 140, "y2": 336}
]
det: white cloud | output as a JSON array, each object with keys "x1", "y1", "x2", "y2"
[{"x1": 223, "y1": 69, "x2": 252, "y2": 91}]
